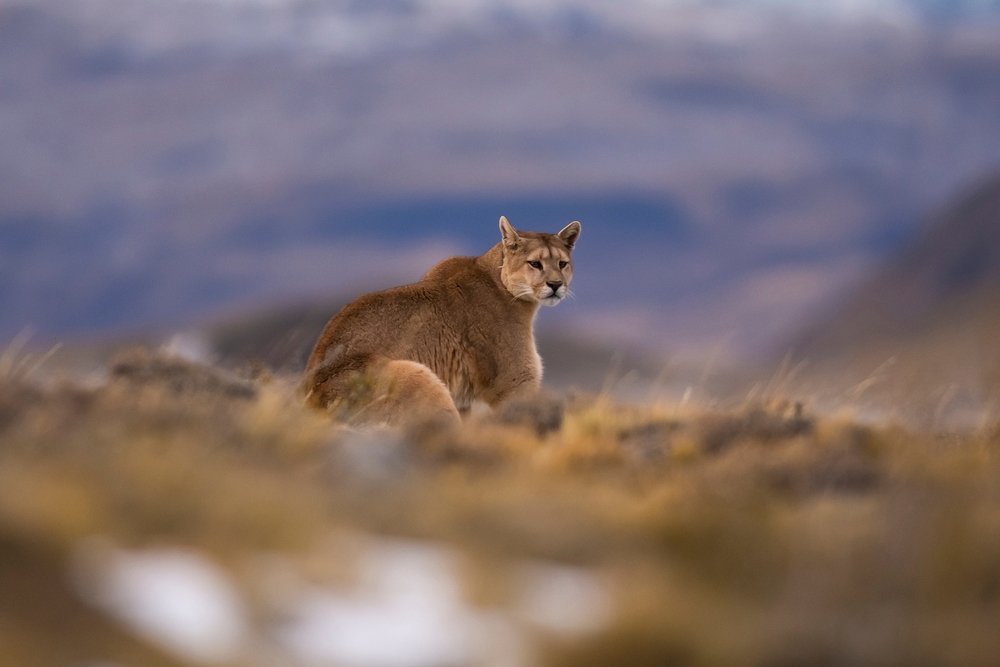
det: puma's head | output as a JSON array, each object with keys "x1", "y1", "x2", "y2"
[{"x1": 498, "y1": 216, "x2": 580, "y2": 306}]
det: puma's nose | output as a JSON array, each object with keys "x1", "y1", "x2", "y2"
[{"x1": 546, "y1": 281, "x2": 563, "y2": 292}]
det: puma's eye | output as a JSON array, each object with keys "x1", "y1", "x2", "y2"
[
  {"x1": 528, "y1": 261, "x2": 542, "y2": 270},
  {"x1": 559, "y1": 261, "x2": 568, "y2": 269}
]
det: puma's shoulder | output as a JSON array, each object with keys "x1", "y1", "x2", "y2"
[{"x1": 420, "y1": 254, "x2": 486, "y2": 284}]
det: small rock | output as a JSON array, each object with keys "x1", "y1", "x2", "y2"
[{"x1": 493, "y1": 393, "x2": 565, "y2": 437}]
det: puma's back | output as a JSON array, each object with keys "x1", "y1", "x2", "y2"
[{"x1": 305, "y1": 217, "x2": 580, "y2": 425}]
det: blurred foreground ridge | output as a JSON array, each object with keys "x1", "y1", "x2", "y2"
[{"x1": 3, "y1": 348, "x2": 1000, "y2": 665}]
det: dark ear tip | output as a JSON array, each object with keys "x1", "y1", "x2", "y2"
[{"x1": 558, "y1": 221, "x2": 581, "y2": 246}]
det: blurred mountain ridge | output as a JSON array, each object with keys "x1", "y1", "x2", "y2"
[{"x1": 12, "y1": 0, "x2": 1000, "y2": 62}]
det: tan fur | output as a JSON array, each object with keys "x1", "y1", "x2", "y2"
[{"x1": 304, "y1": 217, "x2": 581, "y2": 426}]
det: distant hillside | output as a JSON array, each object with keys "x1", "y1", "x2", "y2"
[{"x1": 790, "y1": 173, "x2": 1000, "y2": 415}]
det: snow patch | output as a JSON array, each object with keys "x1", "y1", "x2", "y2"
[{"x1": 72, "y1": 540, "x2": 249, "y2": 664}]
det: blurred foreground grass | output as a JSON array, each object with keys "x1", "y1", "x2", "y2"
[{"x1": 3, "y1": 349, "x2": 1000, "y2": 666}]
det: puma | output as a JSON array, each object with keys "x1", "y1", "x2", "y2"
[{"x1": 305, "y1": 216, "x2": 580, "y2": 426}]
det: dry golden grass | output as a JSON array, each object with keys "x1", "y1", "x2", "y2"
[{"x1": 4, "y1": 348, "x2": 1000, "y2": 666}]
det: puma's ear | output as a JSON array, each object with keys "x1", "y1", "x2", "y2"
[
  {"x1": 499, "y1": 216, "x2": 521, "y2": 248},
  {"x1": 558, "y1": 221, "x2": 581, "y2": 249}
]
